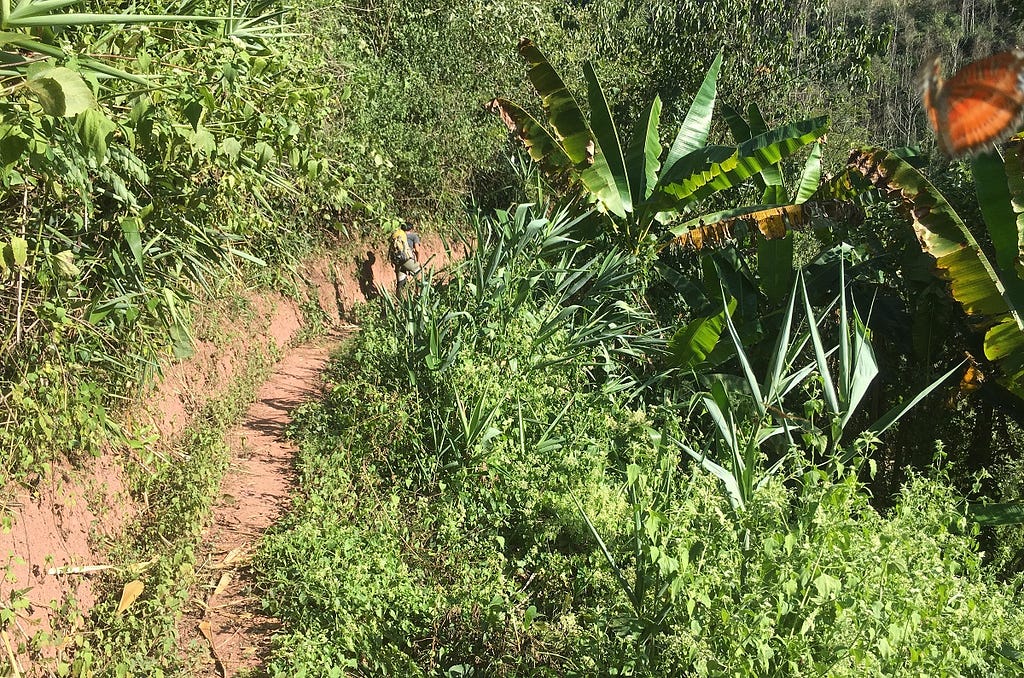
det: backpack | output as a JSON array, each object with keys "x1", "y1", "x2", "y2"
[{"x1": 388, "y1": 228, "x2": 410, "y2": 265}]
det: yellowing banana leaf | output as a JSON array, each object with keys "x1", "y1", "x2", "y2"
[
  {"x1": 846, "y1": 148, "x2": 1024, "y2": 394},
  {"x1": 670, "y1": 204, "x2": 811, "y2": 250},
  {"x1": 517, "y1": 39, "x2": 592, "y2": 166}
]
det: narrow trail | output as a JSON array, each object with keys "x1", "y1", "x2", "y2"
[{"x1": 181, "y1": 331, "x2": 347, "y2": 677}]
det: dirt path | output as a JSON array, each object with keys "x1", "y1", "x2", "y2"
[{"x1": 181, "y1": 332, "x2": 347, "y2": 677}]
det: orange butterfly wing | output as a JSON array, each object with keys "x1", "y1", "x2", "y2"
[{"x1": 929, "y1": 50, "x2": 1024, "y2": 157}]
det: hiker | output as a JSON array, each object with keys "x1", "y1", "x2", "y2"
[{"x1": 389, "y1": 220, "x2": 422, "y2": 295}]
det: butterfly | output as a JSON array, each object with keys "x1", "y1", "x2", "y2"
[{"x1": 921, "y1": 49, "x2": 1024, "y2": 158}]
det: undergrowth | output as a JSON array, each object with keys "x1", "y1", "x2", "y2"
[{"x1": 252, "y1": 206, "x2": 1024, "y2": 676}]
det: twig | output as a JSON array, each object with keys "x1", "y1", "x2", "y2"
[
  {"x1": 1, "y1": 629, "x2": 22, "y2": 677},
  {"x1": 14, "y1": 189, "x2": 27, "y2": 345},
  {"x1": 47, "y1": 564, "x2": 115, "y2": 576}
]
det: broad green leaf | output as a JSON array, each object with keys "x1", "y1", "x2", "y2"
[
  {"x1": 972, "y1": 152, "x2": 1019, "y2": 272},
  {"x1": 25, "y1": 65, "x2": 93, "y2": 116},
  {"x1": 8, "y1": 236, "x2": 28, "y2": 268},
  {"x1": 53, "y1": 250, "x2": 79, "y2": 277},
  {"x1": 1003, "y1": 141, "x2": 1024, "y2": 275},
  {"x1": 663, "y1": 50, "x2": 722, "y2": 176},
  {"x1": 745, "y1": 104, "x2": 768, "y2": 140},
  {"x1": 656, "y1": 144, "x2": 736, "y2": 203},
  {"x1": 219, "y1": 136, "x2": 242, "y2": 161},
  {"x1": 583, "y1": 62, "x2": 631, "y2": 218},
  {"x1": 761, "y1": 184, "x2": 787, "y2": 204},
  {"x1": 0, "y1": 126, "x2": 29, "y2": 165},
  {"x1": 661, "y1": 117, "x2": 828, "y2": 209},
  {"x1": 757, "y1": 232, "x2": 794, "y2": 304},
  {"x1": 120, "y1": 216, "x2": 144, "y2": 269},
  {"x1": 77, "y1": 108, "x2": 116, "y2": 163},
  {"x1": 746, "y1": 103, "x2": 782, "y2": 188},
  {"x1": 667, "y1": 297, "x2": 736, "y2": 369},
  {"x1": 254, "y1": 141, "x2": 275, "y2": 170},
  {"x1": 624, "y1": 95, "x2": 661, "y2": 204},
  {"x1": 813, "y1": 572, "x2": 841, "y2": 599},
  {"x1": 191, "y1": 125, "x2": 216, "y2": 156},
  {"x1": 517, "y1": 39, "x2": 592, "y2": 165},
  {"x1": 721, "y1": 102, "x2": 750, "y2": 144},
  {"x1": 796, "y1": 143, "x2": 823, "y2": 204},
  {"x1": 169, "y1": 322, "x2": 194, "y2": 359}
]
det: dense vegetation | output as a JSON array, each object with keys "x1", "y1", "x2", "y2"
[
  {"x1": 3, "y1": 0, "x2": 1024, "y2": 673},
  {"x1": 256, "y1": 208, "x2": 1024, "y2": 674}
]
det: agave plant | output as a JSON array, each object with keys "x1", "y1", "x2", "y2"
[
  {"x1": 488, "y1": 40, "x2": 827, "y2": 255},
  {"x1": 676, "y1": 263, "x2": 960, "y2": 516}
]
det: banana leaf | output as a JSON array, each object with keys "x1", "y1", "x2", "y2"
[
  {"x1": 746, "y1": 103, "x2": 783, "y2": 189},
  {"x1": 517, "y1": 39, "x2": 592, "y2": 166},
  {"x1": 667, "y1": 297, "x2": 736, "y2": 369},
  {"x1": 758, "y1": 232, "x2": 794, "y2": 304},
  {"x1": 1006, "y1": 140, "x2": 1024, "y2": 276},
  {"x1": 670, "y1": 203, "x2": 811, "y2": 245},
  {"x1": 658, "y1": 116, "x2": 828, "y2": 209},
  {"x1": 846, "y1": 148, "x2": 1024, "y2": 394},
  {"x1": 487, "y1": 97, "x2": 572, "y2": 182},
  {"x1": 624, "y1": 94, "x2": 661, "y2": 204},
  {"x1": 662, "y1": 50, "x2": 721, "y2": 177},
  {"x1": 795, "y1": 142, "x2": 822, "y2": 204},
  {"x1": 581, "y1": 62, "x2": 631, "y2": 218},
  {"x1": 972, "y1": 152, "x2": 1019, "y2": 272},
  {"x1": 721, "y1": 102, "x2": 750, "y2": 144}
]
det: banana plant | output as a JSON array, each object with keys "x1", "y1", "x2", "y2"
[
  {"x1": 813, "y1": 144, "x2": 1024, "y2": 400},
  {"x1": 488, "y1": 39, "x2": 828, "y2": 255}
]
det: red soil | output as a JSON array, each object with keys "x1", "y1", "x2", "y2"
[{"x1": 0, "y1": 235, "x2": 452, "y2": 676}]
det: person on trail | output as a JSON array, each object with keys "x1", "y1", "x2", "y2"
[{"x1": 389, "y1": 220, "x2": 422, "y2": 295}]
